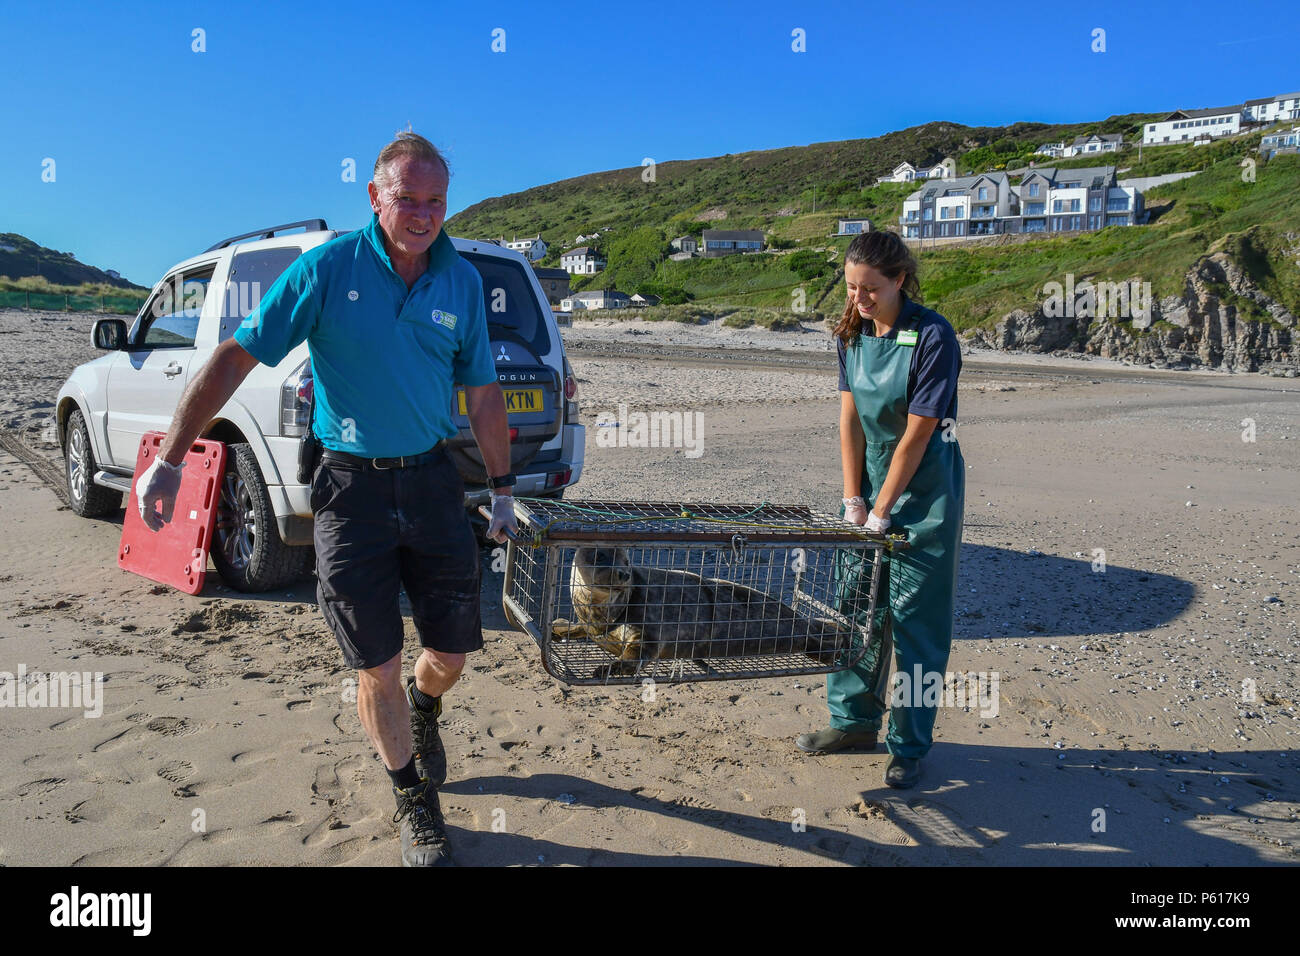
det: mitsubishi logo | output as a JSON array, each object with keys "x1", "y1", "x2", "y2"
[{"x1": 497, "y1": 344, "x2": 511, "y2": 362}]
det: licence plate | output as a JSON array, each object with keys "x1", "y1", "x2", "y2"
[{"x1": 457, "y1": 388, "x2": 543, "y2": 416}]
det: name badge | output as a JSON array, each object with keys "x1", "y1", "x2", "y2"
[{"x1": 897, "y1": 329, "x2": 919, "y2": 347}]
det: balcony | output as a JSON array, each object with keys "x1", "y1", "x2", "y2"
[{"x1": 971, "y1": 206, "x2": 997, "y2": 219}]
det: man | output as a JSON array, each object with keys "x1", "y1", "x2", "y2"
[{"x1": 136, "y1": 132, "x2": 518, "y2": 866}]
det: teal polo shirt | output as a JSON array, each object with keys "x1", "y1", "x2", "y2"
[{"x1": 234, "y1": 215, "x2": 496, "y2": 457}]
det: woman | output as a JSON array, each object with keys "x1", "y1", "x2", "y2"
[{"x1": 796, "y1": 230, "x2": 966, "y2": 790}]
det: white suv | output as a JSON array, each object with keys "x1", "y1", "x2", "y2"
[{"x1": 56, "y1": 219, "x2": 585, "y2": 592}]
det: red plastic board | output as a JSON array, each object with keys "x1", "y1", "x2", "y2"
[{"x1": 119, "y1": 431, "x2": 226, "y2": 595}]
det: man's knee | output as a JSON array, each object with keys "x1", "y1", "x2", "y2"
[
  {"x1": 358, "y1": 652, "x2": 403, "y2": 695},
  {"x1": 422, "y1": 648, "x2": 465, "y2": 675}
]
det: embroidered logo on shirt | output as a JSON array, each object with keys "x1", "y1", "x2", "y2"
[
  {"x1": 430, "y1": 309, "x2": 458, "y2": 330},
  {"x1": 348, "y1": 290, "x2": 359, "y2": 301},
  {"x1": 897, "y1": 329, "x2": 919, "y2": 347}
]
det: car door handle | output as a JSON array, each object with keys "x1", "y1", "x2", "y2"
[{"x1": 163, "y1": 362, "x2": 183, "y2": 377}]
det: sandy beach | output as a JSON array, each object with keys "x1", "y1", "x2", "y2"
[{"x1": 0, "y1": 307, "x2": 1296, "y2": 866}]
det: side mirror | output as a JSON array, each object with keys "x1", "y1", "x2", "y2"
[{"x1": 92, "y1": 318, "x2": 128, "y2": 350}]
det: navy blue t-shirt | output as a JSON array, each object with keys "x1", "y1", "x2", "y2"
[{"x1": 837, "y1": 296, "x2": 961, "y2": 422}]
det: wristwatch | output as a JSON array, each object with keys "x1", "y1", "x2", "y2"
[{"x1": 488, "y1": 472, "x2": 516, "y2": 490}]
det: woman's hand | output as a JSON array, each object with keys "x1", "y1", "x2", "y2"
[
  {"x1": 843, "y1": 496, "x2": 868, "y2": 526},
  {"x1": 866, "y1": 509, "x2": 891, "y2": 533}
]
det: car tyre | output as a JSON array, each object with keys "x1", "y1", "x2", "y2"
[
  {"x1": 64, "y1": 408, "x2": 122, "y2": 517},
  {"x1": 211, "y1": 442, "x2": 312, "y2": 592}
]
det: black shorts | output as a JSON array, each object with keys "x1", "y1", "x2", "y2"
[{"x1": 310, "y1": 448, "x2": 483, "y2": 670}]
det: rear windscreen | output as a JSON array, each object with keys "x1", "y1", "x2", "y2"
[
  {"x1": 219, "y1": 246, "x2": 303, "y2": 341},
  {"x1": 462, "y1": 253, "x2": 552, "y2": 355}
]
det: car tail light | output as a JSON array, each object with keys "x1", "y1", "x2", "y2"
[
  {"x1": 546, "y1": 469, "x2": 571, "y2": 489},
  {"x1": 280, "y1": 359, "x2": 312, "y2": 437},
  {"x1": 564, "y1": 373, "x2": 577, "y2": 401},
  {"x1": 509, "y1": 427, "x2": 519, "y2": 442}
]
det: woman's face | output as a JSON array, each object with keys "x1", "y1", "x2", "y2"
[{"x1": 844, "y1": 261, "x2": 904, "y2": 321}]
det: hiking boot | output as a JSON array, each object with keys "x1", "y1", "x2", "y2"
[
  {"x1": 392, "y1": 779, "x2": 454, "y2": 867},
  {"x1": 795, "y1": 727, "x2": 879, "y2": 754},
  {"x1": 406, "y1": 677, "x2": 446, "y2": 787},
  {"x1": 885, "y1": 755, "x2": 922, "y2": 789}
]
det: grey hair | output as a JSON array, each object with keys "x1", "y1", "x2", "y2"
[{"x1": 372, "y1": 131, "x2": 450, "y2": 190}]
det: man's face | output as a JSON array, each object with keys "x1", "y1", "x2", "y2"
[{"x1": 367, "y1": 156, "x2": 449, "y2": 262}]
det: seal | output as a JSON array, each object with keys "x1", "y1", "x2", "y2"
[{"x1": 551, "y1": 546, "x2": 848, "y2": 676}]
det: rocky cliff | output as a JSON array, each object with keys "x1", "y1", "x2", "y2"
[{"x1": 963, "y1": 244, "x2": 1300, "y2": 376}]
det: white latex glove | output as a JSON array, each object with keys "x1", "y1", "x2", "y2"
[
  {"x1": 866, "y1": 510, "x2": 892, "y2": 533},
  {"x1": 843, "y1": 496, "x2": 868, "y2": 526},
  {"x1": 487, "y1": 493, "x2": 517, "y2": 544},
  {"x1": 136, "y1": 456, "x2": 185, "y2": 532}
]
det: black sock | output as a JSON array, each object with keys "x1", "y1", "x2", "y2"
[
  {"x1": 410, "y1": 683, "x2": 441, "y2": 715},
  {"x1": 388, "y1": 756, "x2": 421, "y2": 791}
]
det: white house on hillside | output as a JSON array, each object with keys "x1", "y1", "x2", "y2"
[
  {"x1": 501, "y1": 235, "x2": 547, "y2": 262},
  {"x1": 1143, "y1": 105, "x2": 1242, "y2": 145},
  {"x1": 1065, "y1": 133, "x2": 1124, "y2": 156},
  {"x1": 560, "y1": 246, "x2": 606, "y2": 275},
  {"x1": 1244, "y1": 92, "x2": 1300, "y2": 124}
]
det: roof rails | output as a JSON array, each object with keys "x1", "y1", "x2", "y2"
[{"x1": 204, "y1": 219, "x2": 330, "y2": 253}]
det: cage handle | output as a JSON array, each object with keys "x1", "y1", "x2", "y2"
[{"x1": 477, "y1": 504, "x2": 522, "y2": 541}]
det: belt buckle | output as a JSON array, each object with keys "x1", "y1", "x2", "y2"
[{"x1": 371, "y1": 456, "x2": 392, "y2": 470}]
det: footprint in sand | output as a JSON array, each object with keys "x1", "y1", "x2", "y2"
[
  {"x1": 146, "y1": 716, "x2": 200, "y2": 737},
  {"x1": 15, "y1": 777, "x2": 66, "y2": 798},
  {"x1": 156, "y1": 760, "x2": 195, "y2": 785},
  {"x1": 285, "y1": 699, "x2": 313, "y2": 712},
  {"x1": 483, "y1": 709, "x2": 519, "y2": 739}
]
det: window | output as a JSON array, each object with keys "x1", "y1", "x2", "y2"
[
  {"x1": 1025, "y1": 202, "x2": 1045, "y2": 215},
  {"x1": 220, "y1": 246, "x2": 302, "y2": 340},
  {"x1": 1027, "y1": 183, "x2": 1040, "y2": 197},
  {"x1": 138, "y1": 267, "x2": 214, "y2": 348},
  {"x1": 978, "y1": 187, "x2": 988, "y2": 199},
  {"x1": 955, "y1": 207, "x2": 964, "y2": 218},
  {"x1": 1090, "y1": 197, "x2": 1101, "y2": 211},
  {"x1": 464, "y1": 254, "x2": 549, "y2": 352},
  {"x1": 923, "y1": 208, "x2": 933, "y2": 221}
]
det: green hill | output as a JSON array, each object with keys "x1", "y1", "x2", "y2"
[
  {"x1": 447, "y1": 117, "x2": 1298, "y2": 334},
  {"x1": 446, "y1": 114, "x2": 1159, "y2": 293},
  {"x1": 0, "y1": 233, "x2": 145, "y2": 291}
]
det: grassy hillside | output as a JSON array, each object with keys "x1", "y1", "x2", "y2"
[
  {"x1": 0, "y1": 233, "x2": 145, "y2": 290},
  {"x1": 916, "y1": 152, "x2": 1299, "y2": 333},
  {"x1": 447, "y1": 114, "x2": 1158, "y2": 261},
  {"x1": 448, "y1": 113, "x2": 1295, "y2": 332}
]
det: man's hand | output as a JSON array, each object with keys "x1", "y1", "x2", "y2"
[
  {"x1": 487, "y1": 492, "x2": 517, "y2": 544},
  {"x1": 136, "y1": 456, "x2": 185, "y2": 532},
  {"x1": 843, "y1": 495, "x2": 868, "y2": 526}
]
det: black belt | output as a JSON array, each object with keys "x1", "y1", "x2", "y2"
[{"x1": 320, "y1": 441, "x2": 447, "y2": 471}]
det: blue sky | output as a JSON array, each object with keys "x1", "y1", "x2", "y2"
[{"x1": 1, "y1": 0, "x2": 1296, "y2": 285}]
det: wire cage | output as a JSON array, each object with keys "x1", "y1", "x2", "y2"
[{"x1": 496, "y1": 499, "x2": 907, "y2": 686}]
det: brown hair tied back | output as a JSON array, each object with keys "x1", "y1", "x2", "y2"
[{"x1": 834, "y1": 230, "x2": 920, "y2": 345}]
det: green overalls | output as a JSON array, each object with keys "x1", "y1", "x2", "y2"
[{"x1": 829, "y1": 301, "x2": 966, "y2": 759}]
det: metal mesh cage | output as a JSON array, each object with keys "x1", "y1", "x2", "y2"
[{"x1": 497, "y1": 499, "x2": 904, "y2": 685}]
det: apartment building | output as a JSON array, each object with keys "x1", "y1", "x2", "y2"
[{"x1": 900, "y1": 166, "x2": 1142, "y2": 239}]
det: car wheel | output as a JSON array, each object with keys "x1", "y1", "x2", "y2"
[
  {"x1": 211, "y1": 443, "x2": 312, "y2": 592},
  {"x1": 64, "y1": 408, "x2": 122, "y2": 517}
]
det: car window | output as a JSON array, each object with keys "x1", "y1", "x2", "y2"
[
  {"x1": 463, "y1": 253, "x2": 551, "y2": 355},
  {"x1": 219, "y1": 246, "x2": 304, "y2": 341},
  {"x1": 138, "y1": 268, "x2": 214, "y2": 349}
]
